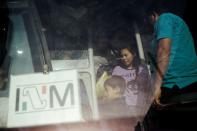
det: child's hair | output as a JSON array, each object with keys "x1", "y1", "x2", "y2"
[{"x1": 104, "y1": 75, "x2": 126, "y2": 94}]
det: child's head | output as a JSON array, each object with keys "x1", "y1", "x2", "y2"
[{"x1": 104, "y1": 76, "x2": 126, "y2": 100}]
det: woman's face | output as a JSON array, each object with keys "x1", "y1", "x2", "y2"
[{"x1": 121, "y1": 48, "x2": 135, "y2": 68}]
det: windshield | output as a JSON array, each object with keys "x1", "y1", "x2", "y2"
[{"x1": 0, "y1": 0, "x2": 154, "y2": 128}]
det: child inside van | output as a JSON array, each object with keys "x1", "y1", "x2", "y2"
[
  {"x1": 103, "y1": 75, "x2": 126, "y2": 100},
  {"x1": 98, "y1": 75, "x2": 132, "y2": 118}
]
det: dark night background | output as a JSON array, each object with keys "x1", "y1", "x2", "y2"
[
  {"x1": 35, "y1": 0, "x2": 197, "y2": 51},
  {"x1": 1, "y1": 0, "x2": 197, "y2": 52}
]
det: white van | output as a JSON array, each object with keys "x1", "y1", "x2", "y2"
[{"x1": 0, "y1": 0, "x2": 153, "y2": 130}]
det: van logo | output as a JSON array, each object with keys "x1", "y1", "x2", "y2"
[{"x1": 15, "y1": 81, "x2": 75, "y2": 113}]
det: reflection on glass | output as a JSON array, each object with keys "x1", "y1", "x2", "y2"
[
  {"x1": 79, "y1": 72, "x2": 93, "y2": 120},
  {"x1": 51, "y1": 50, "x2": 89, "y2": 70},
  {"x1": 0, "y1": 0, "x2": 155, "y2": 129},
  {"x1": 9, "y1": 15, "x2": 34, "y2": 75}
]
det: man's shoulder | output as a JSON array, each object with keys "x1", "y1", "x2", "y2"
[
  {"x1": 159, "y1": 13, "x2": 182, "y2": 22},
  {"x1": 160, "y1": 13, "x2": 176, "y2": 17}
]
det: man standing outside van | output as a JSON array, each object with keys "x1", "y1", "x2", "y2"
[{"x1": 147, "y1": 2, "x2": 197, "y2": 105}]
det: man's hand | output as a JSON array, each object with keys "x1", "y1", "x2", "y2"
[{"x1": 153, "y1": 84, "x2": 162, "y2": 106}]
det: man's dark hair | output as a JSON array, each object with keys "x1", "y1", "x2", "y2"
[{"x1": 146, "y1": 0, "x2": 170, "y2": 16}]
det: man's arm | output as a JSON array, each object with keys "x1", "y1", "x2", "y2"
[{"x1": 154, "y1": 38, "x2": 171, "y2": 105}]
